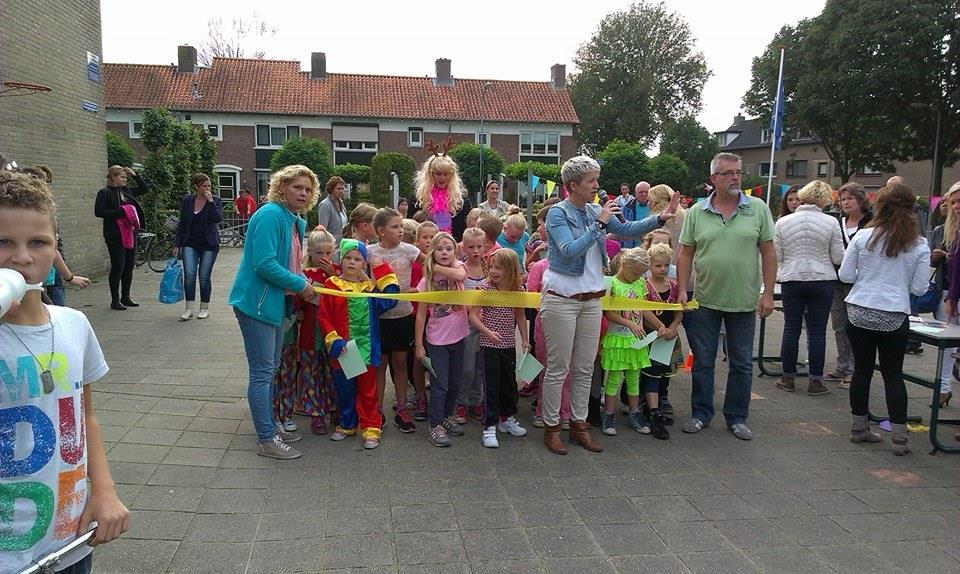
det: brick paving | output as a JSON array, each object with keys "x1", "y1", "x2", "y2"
[{"x1": 69, "y1": 249, "x2": 959, "y2": 574}]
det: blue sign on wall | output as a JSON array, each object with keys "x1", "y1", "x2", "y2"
[
  {"x1": 87, "y1": 51, "x2": 101, "y2": 83},
  {"x1": 81, "y1": 100, "x2": 98, "y2": 113}
]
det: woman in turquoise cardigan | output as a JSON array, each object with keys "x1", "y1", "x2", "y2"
[{"x1": 228, "y1": 165, "x2": 319, "y2": 460}]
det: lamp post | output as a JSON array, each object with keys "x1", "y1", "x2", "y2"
[{"x1": 478, "y1": 81, "x2": 492, "y2": 206}]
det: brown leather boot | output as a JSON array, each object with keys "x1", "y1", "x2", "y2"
[
  {"x1": 568, "y1": 420, "x2": 603, "y2": 452},
  {"x1": 543, "y1": 424, "x2": 567, "y2": 455}
]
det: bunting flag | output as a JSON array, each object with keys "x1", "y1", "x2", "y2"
[
  {"x1": 530, "y1": 175, "x2": 540, "y2": 192},
  {"x1": 780, "y1": 183, "x2": 791, "y2": 195},
  {"x1": 545, "y1": 180, "x2": 556, "y2": 197},
  {"x1": 745, "y1": 188, "x2": 752, "y2": 196},
  {"x1": 867, "y1": 192, "x2": 877, "y2": 203},
  {"x1": 754, "y1": 186, "x2": 764, "y2": 198},
  {"x1": 931, "y1": 195, "x2": 942, "y2": 212}
]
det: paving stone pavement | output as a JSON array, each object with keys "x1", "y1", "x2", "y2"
[{"x1": 62, "y1": 249, "x2": 959, "y2": 574}]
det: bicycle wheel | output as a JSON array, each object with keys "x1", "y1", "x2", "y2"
[{"x1": 147, "y1": 236, "x2": 175, "y2": 272}]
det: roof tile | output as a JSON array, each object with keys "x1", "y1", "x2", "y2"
[{"x1": 104, "y1": 58, "x2": 579, "y2": 124}]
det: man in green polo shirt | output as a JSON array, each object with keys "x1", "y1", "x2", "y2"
[{"x1": 677, "y1": 152, "x2": 776, "y2": 441}]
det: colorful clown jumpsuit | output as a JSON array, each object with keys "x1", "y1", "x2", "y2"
[
  {"x1": 318, "y1": 261, "x2": 399, "y2": 442},
  {"x1": 293, "y1": 266, "x2": 336, "y2": 425}
]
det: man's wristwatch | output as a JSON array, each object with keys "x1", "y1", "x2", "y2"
[{"x1": 596, "y1": 220, "x2": 608, "y2": 230}]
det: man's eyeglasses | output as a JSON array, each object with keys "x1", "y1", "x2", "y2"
[{"x1": 713, "y1": 170, "x2": 743, "y2": 177}]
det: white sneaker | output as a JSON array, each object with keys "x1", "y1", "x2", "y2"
[
  {"x1": 482, "y1": 426, "x2": 499, "y2": 448},
  {"x1": 179, "y1": 307, "x2": 194, "y2": 321},
  {"x1": 197, "y1": 305, "x2": 210, "y2": 319},
  {"x1": 280, "y1": 418, "x2": 298, "y2": 432},
  {"x1": 256, "y1": 435, "x2": 302, "y2": 459},
  {"x1": 496, "y1": 416, "x2": 527, "y2": 437}
]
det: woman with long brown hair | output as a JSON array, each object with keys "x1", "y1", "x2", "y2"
[
  {"x1": 94, "y1": 166, "x2": 149, "y2": 310},
  {"x1": 838, "y1": 183, "x2": 930, "y2": 455}
]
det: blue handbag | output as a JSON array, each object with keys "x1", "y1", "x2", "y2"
[
  {"x1": 910, "y1": 270, "x2": 940, "y2": 315},
  {"x1": 158, "y1": 258, "x2": 184, "y2": 304}
]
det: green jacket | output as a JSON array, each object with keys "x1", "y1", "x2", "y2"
[{"x1": 228, "y1": 202, "x2": 307, "y2": 326}]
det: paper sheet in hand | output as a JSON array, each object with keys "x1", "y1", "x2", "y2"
[
  {"x1": 649, "y1": 336, "x2": 677, "y2": 366},
  {"x1": 630, "y1": 331, "x2": 658, "y2": 349},
  {"x1": 516, "y1": 352, "x2": 545, "y2": 383},
  {"x1": 338, "y1": 339, "x2": 367, "y2": 379},
  {"x1": 421, "y1": 356, "x2": 438, "y2": 377}
]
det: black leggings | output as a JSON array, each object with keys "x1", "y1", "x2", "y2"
[
  {"x1": 105, "y1": 238, "x2": 136, "y2": 302},
  {"x1": 846, "y1": 319, "x2": 909, "y2": 424}
]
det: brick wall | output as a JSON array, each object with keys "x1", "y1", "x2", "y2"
[
  {"x1": 0, "y1": 0, "x2": 108, "y2": 276},
  {"x1": 217, "y1": 126, "x2": 256, "y2": 189}
]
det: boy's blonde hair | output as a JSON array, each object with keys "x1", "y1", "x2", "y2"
[
  {"x1": 466, "y1": 207, "x2": 483, "y2": 225},
  {"x1": 401, "y1": 218, "x2": 418, "y2": 244},
  {"x1": 414, "y1": 155, "x2": 465, "y2": 215},
  {"x1": 303, "y1": 227, "x2": 336, "y2": 267},
  {"x1": 504, "y1": 212, "x2": 527, "y2": 231},
  {"x1": 488, "y1": 249, "x2": 522, "y2": 291},
  {"x1": 647, "y1": 242, "x2": 673, "y2": 265},
  {"x1": 267, "y1": 164, "x2": 320, "y2": 211},
  {"x1": 476, "y1": 214, "x2": 503, "y2": 243},
  {"x1": 346, "y1": 202, "x2": 378, "y2": 239},
  {"x1": 416, "y1": 220, "x2": 439, "y2": 238},
  {"x1": 0, "y1": 170, "x2": 57, "y2": 228}
]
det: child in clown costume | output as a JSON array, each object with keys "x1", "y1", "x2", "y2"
[{"x1": 318, "y1": 239, "x2": 399, "y2": 449}]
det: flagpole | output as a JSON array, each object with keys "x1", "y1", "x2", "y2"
[{"x1": 766, "y1": 46, "x2": 785, "y2": 205}]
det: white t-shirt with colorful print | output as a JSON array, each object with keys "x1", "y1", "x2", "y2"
[{"x1": 1, "y1": 305, "x2": 109, "y2": 573}]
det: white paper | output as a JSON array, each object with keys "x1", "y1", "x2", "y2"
[
  {"x1": 338, "y1": 339, "x2": 367, "y2": 379},
  {"x1": 649, "y1": 336, "x2": 677, "y2": 366},
  {"x1": 631, "y1": 331, "x2": 658, "y2": 349}
]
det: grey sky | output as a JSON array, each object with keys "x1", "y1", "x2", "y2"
[{"x1": 101, "y1": 0, "x2": 824, "y2": 138}]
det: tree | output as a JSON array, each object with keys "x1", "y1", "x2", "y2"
[
  {"x1": 447, "y1": 143, "x2": 506, "y2": 198},
  {"x1": 333, "y1": 163, "x2": 371, "y2": 186},
  {"x1": 744, "y1": 0, "x2": 960, "y2": 187},
  {"x1": 596, "y1": 139, "x2": 649, "y2": 192},
  {"x1": 659, "y1": 116, "x2": 719, "y2": 192},
  {"x1": 568, "y1": 1, "x2": 710, "y2": 149},
  {"x1": 369, "y1": 152, "x2": 416, "y2": 207},
  {"x1": 198, "y1": 14, "x2": 278, "y2": 66},
  {"x1": 647, "y1": 153, "x2": 689, "y2": 191},
  {"x1": 269, "y1": 137, "x2": 334, "y2": 187},
  {"x1": 504, "y1": 161, "x2": 562, "y2": 184},
  {"x1": 106, "y1": 131, "x2": 134, "y2": 167},
  {"x1": 140, "y1": 108, "x2": 218, "y2": 230}
]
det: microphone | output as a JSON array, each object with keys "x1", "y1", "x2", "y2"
[{"x1": 597, "y1": 189, "x2": 626, "y2": 223}]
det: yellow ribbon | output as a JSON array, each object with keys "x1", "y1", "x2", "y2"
[{"x1": 314, "y1": 287, "x2": 698, "y2": 311}]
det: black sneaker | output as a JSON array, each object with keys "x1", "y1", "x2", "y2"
[
  {"x1": 650, "y1": 409, "x2": 670, "y2": 440},
  {"x1": 659, "y1": 395, "x2": 674, "y2": 415},
  {"x1": 394, "y1": 410, "x2": 416, "y2": 433}
]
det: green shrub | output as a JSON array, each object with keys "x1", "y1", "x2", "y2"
[
  {"x1": 647, "y1": 153, "x2": 689, "y2": 191},
  {"x1": 270, "y1": 137, "x2": 334, "y2": 185},
  {"x1": 447, "y1": 143, "x2": 506, "y2": 196},
  {"x1": 597, "y1": 139, "x2": 649, "y2": 191},
  {"x1": 106, "y1": 131, "x2": 134, "y2": 167},
  {"x1": 333, "y1": 163, "x2": 371, "y2": 185},
  {"x1": 504, "y1": 161, "x2": 562, "y2": 183},
  {"x1": 369, "y1": 152, "x2": 416, "y2": 207}
]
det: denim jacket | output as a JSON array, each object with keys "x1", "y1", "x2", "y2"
[{"x1": 546, "y1": 199, "x2": 664, "y2": 276}]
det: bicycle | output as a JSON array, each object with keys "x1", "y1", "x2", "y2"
[{"x1": 135, "y1": 215, "x2": 178, "y2": 273}]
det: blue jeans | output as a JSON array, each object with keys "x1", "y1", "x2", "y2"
[
  {"x1": 780, "y1": 280, "x2": 835, "y2": 378},
  {"x1": 181, "y1": 246, "x2": 219, "y2": 302},
  {"x1": 57, "y1": 553, "x2": 92, "y2": 573},
  {"x1": 46, "y1": 282, "x2": 66, "y2": 306},
  {"x1": 235, "y1": 308, "x2": 283, "y2": 441},
  {"x1": 688, "y1": 306, "x2": 756, "y2": 426}
]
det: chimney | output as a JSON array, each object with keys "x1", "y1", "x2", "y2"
[
  {"x1": 734, "y1": 113, "x2": 745, "y2": 125},
  {"x1": 434, "y1": 58, "x2": 452, "y2": 86},
  {"x1": 177, "y1": 45, "x2": 197, "y2": 74},
  {"x1": 310, "y1": 52, "x2": 326, "y2": 80},
  {"x1": 551, "y1": 64, "x2": 566, "y2": 89}
]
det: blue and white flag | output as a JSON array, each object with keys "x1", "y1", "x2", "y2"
[{"x1": 770, "y1": 76, "x2": 785, "y2": 150}]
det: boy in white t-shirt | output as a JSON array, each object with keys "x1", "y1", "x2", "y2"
[{"x1": 1, "y1": 169, "x2": 128, "y2": 573}]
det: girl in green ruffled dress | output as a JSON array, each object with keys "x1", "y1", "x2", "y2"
[{"x1": 600, "y1": 248, "x2": 666, "y2": 436}]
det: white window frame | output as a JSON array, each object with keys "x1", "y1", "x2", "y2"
[
  {"x1": 408, "y1": 128, "x2": 423, "y2": 147},
  {"x1": 861, "y1": 165, "x2": 882, "y2": 176},
  {"x1": 205, "y1": 124, "x2": 222, "y2": 141},
  {"x1": 519, "y1": 131, "x2": 561, "y2": 157},
  {"x1": 759, "y1": 162, "x2": 778, "y2": 177},
  {"x1": 333, "y1": 140, "x2": 378, "y2": 152},
  {"x1": 129, "y1": 121, "x2": 143, "y2": 139},
  {"x1": 213, "y1": 164, "x2": 242, "y2": 201},
  {"x1": 816, "y1": 161, "x2": 829, "y2": 177},
  {"x1": 760, "y1": 128, "x2": 771, "y2": 144},
  {"x1": 254, "y1": 169, "x2": 271, "y2": 201},
  {"x1": 475, "y1": 132, "x2": 490, "y2": 146},
  {"x1": 255, "y1": 124, "x2": 300, "y2": 148}
]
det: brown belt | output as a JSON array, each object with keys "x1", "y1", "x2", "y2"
[{"x1": 545, "y1": 289, "x2": 606, "y2": 302}]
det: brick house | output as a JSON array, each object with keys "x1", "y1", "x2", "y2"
[
  {"x1": 714, "y1": 114, "x2": 960, "y2": 198},
  {"x1": 1, "y1": 0, "x2": 108, "y2": 275},
  {"x1": 104, "y1": 46, "x2": 579, "y2": 204}
]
